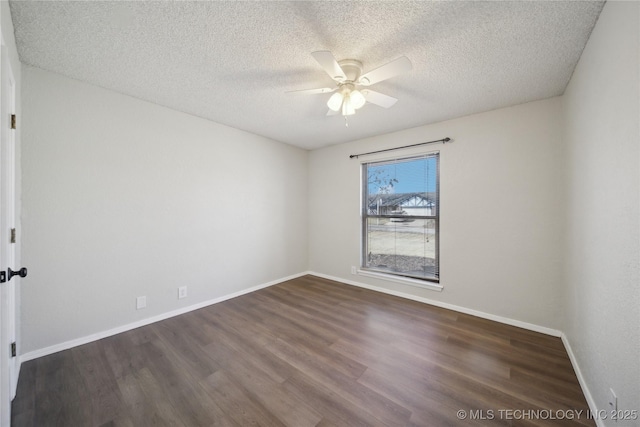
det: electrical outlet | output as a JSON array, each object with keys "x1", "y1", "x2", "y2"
[
  {"x1": 178, "y1": 286, "x2": 187, "y2": 299},
  {"x1": 351, "y1": 266, "x2": 357, "y2": 275},
  {"x1": 609, "y1": 388, "x2": 617, "y2": 413},
  {"x1": 136, "y1": 296, "x2": 146, "y2": 310}
]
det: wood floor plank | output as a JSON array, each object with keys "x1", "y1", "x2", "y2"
[
  {"x1": 71, "y1": 342, "x2": 127, "y2": 425},
  {"x1": 210, "y1": 340, "x2": 324, "y2": 427},
  {"x1": 357, "y1": 366, "x2": 489, "y2": 427},
  {"x1": 246, "y1": 291, "x2": 342, "y2": 345},
  {"x1": 199, "y1": 370, "x2": 286, "y2": 427},
  {"x1": 12, "y1": 275, "x2": 595, "y2": 426},
  {"x1": 151, "y1": 320, "x2": 221, "y2": 381},
  {"x1": 254, "y1": 286, "x2": 365, "y2": 343},
  {"x1": 282, "y1": 372, "x2": 385, "y2": 427},
  {"x1": 509, "y1": 366, "x2": 586, "y2": 400},
  {"x1": 196, "y1": 308, "x2": 296, "y2": 384},
  {"x1": 263, "y1": 338, "x2": 413, "y2": 426},
  {"x1": 11, "y1": 358, "x2": 36, "y2": 422},
  {"x1": 160, "y1": 379, "x2": 238, "y2": 427},
  {"x1": 100, "y1": 326, "x2": 167, "y2": 382},
  {"x1": 34, "y1": 351, "x2": 93, "y2": 426},
  {"x1": 117, "y1": 367, "x2": 187, "y2": 427}
]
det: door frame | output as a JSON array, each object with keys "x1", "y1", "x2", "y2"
[{"x1": 0, "y1": 32, "x2": 19, "y2": 426}]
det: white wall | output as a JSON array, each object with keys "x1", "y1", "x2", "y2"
[
  {"x1": 562, "y1": 2, "x2": 640, "y2": 424},
  {"x1": 309, "y1": 97, "x2": 565, "y2": 330},
  {"x1": 20, "y1": 66, "x2": 308, "y2": 354}
]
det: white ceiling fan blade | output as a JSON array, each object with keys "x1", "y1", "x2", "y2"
[
  {"x1": 311, "y1": 51, "x2": 347, "y2": 82},
  {"x1": 286, "y1": 87, "x2": 336, "y2": 95},
  {"x1": 326, "y1": 109, "x2": 339, "y2": 116},
  {"x1": 362, "y1": 90, "x2": 398, "y2": 108},
  {"x1": 358, "y1": 56, "x2": 412, "y2": 86}
]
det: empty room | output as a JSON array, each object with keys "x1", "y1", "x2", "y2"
[{"x1": 0, "y1": 0, "x2": 638, "y2": 426}]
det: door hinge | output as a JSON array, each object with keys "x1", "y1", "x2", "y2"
[
  {"x1": 10, "y1": 342, "x2": 16, "y2": 358},
  {"x1": 10, "y1": 228, "x2": 16, "y2": 244},
  {"x1": 10, "y1": 114, "x2": 16, "y2": 130}
]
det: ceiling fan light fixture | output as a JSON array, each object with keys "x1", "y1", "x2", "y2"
[
  {"x1": 327, "y1": 92, "x2": 344, "y2": 112},
  {"x1": 350, "y1": 89, "x2": 366, "y2": 109},
  {"x1": 342, "y1": 95, "x2": 356, "y2": 116}
]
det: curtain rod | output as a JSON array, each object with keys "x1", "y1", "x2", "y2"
[{"x1": 349, "y1": 137, "x2": 451, "y2": 159}]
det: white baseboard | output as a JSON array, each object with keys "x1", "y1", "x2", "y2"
[
  {"x1": 561, "y1": 333, "x2": 603, "y2": 427},
  {"x1": 308, "y1": 271, "x2": 562, "y2": 337},
  {"x1": 19, "y1": 271, "x2": 308, "y2": 363}
]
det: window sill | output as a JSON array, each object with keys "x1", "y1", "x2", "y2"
[{"x1": 356, "y1": 269, "x2": 443, "y2": 292}]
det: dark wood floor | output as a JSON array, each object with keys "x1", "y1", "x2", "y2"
[{"x1": 12, "y1": 275, "x2": 594, "y2": 426}]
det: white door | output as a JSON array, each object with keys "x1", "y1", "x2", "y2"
[{"x1": 0, "y1": 39, "x2": 20, "y2": 426}]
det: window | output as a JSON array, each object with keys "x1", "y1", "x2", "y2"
[{"x1": 362, "y1": 153, "x2": 439, "y2": 283}]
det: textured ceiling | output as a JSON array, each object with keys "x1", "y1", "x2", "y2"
[{"x1": 10, "y1": 1, "x2": 604, "y2": 150}]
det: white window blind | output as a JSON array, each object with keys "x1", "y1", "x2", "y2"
[{"x1": 362, "y1": 153, "x2": 439, "y2": 282}]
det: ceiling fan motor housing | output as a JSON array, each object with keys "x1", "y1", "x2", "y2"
[{"x1": 337, "y1": 59, "x2": 363, "y2": 83}]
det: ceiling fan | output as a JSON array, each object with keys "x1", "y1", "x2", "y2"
[{"x1": 289, "y1": 51, "x2": 412, "y2": 118}]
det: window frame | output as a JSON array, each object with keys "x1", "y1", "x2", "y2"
[{"x1": 360, "y1": 152, "x2": 441, "y2": 290}]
